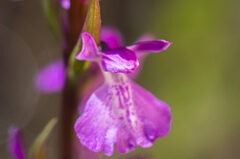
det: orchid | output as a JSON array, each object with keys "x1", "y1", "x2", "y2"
[
  {"x1": 7, "y1": 0, "x2": 173, "y2": 158},
  {"x1": 34, "y1": 59, "x2": 65, "y2": 93},
  {"x1": 74, "y1": 31, "x2": 172, "y2": 156},
  {"x1": 60, "y1": 0, "x2": 70, "y2": 9},
  {"x1": 8, "y1": 127, "x2": 26, "y2": 159}
]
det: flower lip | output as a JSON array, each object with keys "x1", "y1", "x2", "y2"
[{"x1": 74, "y1": 76, "x2": 172, "y2": 156}]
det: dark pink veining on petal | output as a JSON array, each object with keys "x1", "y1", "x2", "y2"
[
  {"x1": 101, "y1": 48, "x2": 139, "y2": 73},
  {"x1": 74, "y1": 73, "x2": 172, "y2": 156}
]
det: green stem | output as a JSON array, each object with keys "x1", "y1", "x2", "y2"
[{"x1": 60, "y1": 80, "x2": 78, "y2": 159}]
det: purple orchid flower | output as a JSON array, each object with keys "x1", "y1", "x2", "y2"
[
  {"x1": 34, "y1": 59, "x2": 66, "y2": 93},
  {"x1": 8, "y1": 127, "x2": 26, "y2": 159},
  {"x1": 60, "y1": 0, "x2": 70, "y2": 10},
  {"x1": 74, "y1": 32, "x2": 172, "y2": 156}
]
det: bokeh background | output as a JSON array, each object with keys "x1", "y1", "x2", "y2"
[{"x1": 1, "y1": 0, "x2": 240, "y2": 159}]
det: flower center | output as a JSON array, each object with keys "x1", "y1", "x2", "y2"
[{"x1": 100, "y1": 41, "x2": 110, "y2": 51}]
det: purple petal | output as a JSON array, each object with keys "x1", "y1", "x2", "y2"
[
  {"x1": 128, "y1": 40, "x2": 171, "y2": 54},
  {"x1": 60, "y1": 0, "x2": 70, "y2": 9},
  {"x1": 34, "y1": 59, "x2": 65, "y2": 93},
  {"x1": 8, "y1": 127, "x2": 26, "y2": 159},
  {"x1": 78, "y1": 71, "x2": 104, "y2": 113},
  {"x1": 131, "y1": 81, "x2": 172, "y2": 139},
  {"x1": 74, "y1": 73, "x2": 172, "y2": 156},
  {"x1": 128, "y1": 34, "x2": 156, "y2": 79},
  {"x1": 75, "y1": 83, "x2": 117, "y2": 156},
  {"x1": 101, "y1": 27, "x2": 124, "y2": 49},
  {"x1": 100, "y1": 48, "x2": 139, "y2": 73},
  {"x1": 75, "y1": 32, "x2": 99, "y2": 61}
]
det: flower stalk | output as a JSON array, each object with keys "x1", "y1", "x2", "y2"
[{"x1": 60, "y1": 0, "x2": 101, "y2": 159}]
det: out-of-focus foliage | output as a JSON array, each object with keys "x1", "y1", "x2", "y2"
[
  {"x1": 103, "y1": 0, "x2": 240, "y2": 159},
  {"x1": 42, "y1": 0, "x2": 60, "y2": 38},
  {"x1": 142, "y1": 0, "x2": 240, "y2": 159},
  {"x1": 29, "y1": 118, "x2": 57, "y2": 159}
]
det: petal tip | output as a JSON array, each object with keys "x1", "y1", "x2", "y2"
[{"x1": 161, "y1": 40, "x2": 172, "y2": 51}]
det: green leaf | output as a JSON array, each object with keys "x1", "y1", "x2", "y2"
[
  {"x1": 29, "y1": 118, "x2": 58, "y2": 159},
  {"x1": 42, "y1": 0, "x2": 60, "y2": 39},
  {"x1": 68, "y1": 0, "x2": 101, "y2": 80},
  {"x1": 82, "y1": 0, "x2": 101, "y2": 44}
]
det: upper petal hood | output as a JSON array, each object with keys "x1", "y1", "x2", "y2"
[{"x1": 76, "y1": 32, "x2": 100, "y2": 61}]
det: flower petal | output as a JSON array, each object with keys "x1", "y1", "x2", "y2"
[
  {"x1": 75, "y1": 83, "x2": 117, "y2": 156},
  {"x1": 116, "y1": 80, "x2": 172, "y2": 152},
  {"x1": 60, "y1": 0, "x2": 70, "y2": 9},
  {"x1": 34, "y1": 59, "x2": 65, "y2": 93},
  {"x1": 131, "y1": 81, "x2": 172, "y2": 140},
  {"x1": 74, "y1": 73, "x2": 171, "y2": 156},
  {"x1": 101, "y1": 48, "x2": 139, "y2": 73},
  {"x1": 101, "y1": 27, "x2": 123, "y2": 49},
  {"x1": 76, "y1": 32, "x2": 99, "y2": 61},
  {"x1": 128, "y1": 40, "x2": 171, "y2": 54},
  {"x1": 128, "y1": 34, "x2": 155, "y2": 79},
  {"x1": 8, "y1": 127, "x2": 26, "y2": 159}
]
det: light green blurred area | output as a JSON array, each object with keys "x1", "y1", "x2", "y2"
[
  {"x1": 136, "y1": 0, "x2": 240, "y2": 158},
  {"x1": 103, "y1": 0, "x2": 240, "y2": 159},
  {"x1": 1, "y1": 0, "x2": 240, "y2": 159},
  {"x1": 105, "y1": 0, "x2": 240, "y2": 158}
]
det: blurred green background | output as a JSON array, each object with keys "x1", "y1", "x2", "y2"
[{"x1": 1, "y1": 0, "x2": 240, "y2": 159}]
